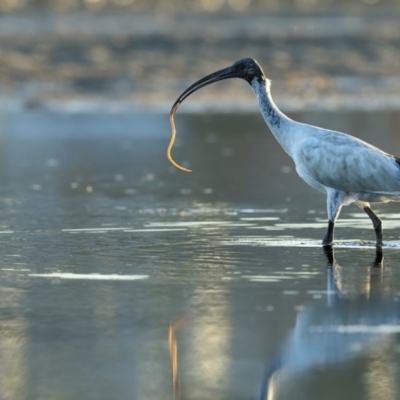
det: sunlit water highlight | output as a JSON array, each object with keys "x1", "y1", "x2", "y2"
[{"x1": 28, "y1": 273, "x2": 149, "y2": 280}]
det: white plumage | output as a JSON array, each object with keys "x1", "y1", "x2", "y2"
[{"x1": 171, "y1": 58, "x2": 400, "y2": 245}]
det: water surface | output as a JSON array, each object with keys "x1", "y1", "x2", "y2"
[{"x1": 0, "y1": 110, "x2": 400, "y2": 399}]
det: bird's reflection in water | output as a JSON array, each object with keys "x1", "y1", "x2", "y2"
[{"x1": 258, "y1": 247, "x2": 399, "y2": 400}]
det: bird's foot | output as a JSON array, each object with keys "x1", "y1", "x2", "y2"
[{"x1": 322, "y1": 236, "x2": 333, "y2": 247}]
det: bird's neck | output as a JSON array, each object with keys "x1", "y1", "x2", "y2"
[{"x1": 251, "y1": 79, "x2": 293, "y2": 155}]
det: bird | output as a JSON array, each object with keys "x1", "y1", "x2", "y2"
[{"x1": 169, "y1": 58, "x2": 400, "y2": 246}]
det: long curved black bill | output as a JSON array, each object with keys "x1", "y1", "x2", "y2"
[
  {"x1": 167, "y1": 64, "x2": 238, "y2": 172},
  {"x1": 171, "y1": 65, "x2": 238, "y2": 114}
]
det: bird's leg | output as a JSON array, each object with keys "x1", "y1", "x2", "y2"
[
  {"x1": 323, "y1": 190, "x2": 344, "y2": 246},
  {"x1": 362, "y1": 206, "x2": 383, "y2": 246},
  {"x1": 322, "y1": 221, "x2": 335, "y2": 246}
]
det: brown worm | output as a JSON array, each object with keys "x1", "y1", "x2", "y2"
[{"x1": 167, "y1": 101, "x2": 192, "y2": 173}]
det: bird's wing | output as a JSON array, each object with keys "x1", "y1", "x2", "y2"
[{"x1": 293, "y1": 131, "x2": 400, "y2": 194}]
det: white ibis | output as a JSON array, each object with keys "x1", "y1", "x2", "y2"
[{"x1": 168, "y1": 58, "x2": 400, "y2": 246}]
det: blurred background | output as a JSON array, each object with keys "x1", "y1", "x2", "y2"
[
  {"x1": 0, "y1": 0, "x2": 398, "y2": 203},
  {"x1": 0, "y1": 3, "x2": 400, "y2": 400},
  {"x1": 0, "y1": 0, "x2": 399, "y2": 113}
]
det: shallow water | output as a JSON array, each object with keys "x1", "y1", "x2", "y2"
[{"x1": 0, "y1": 110, "x2": 400, "y2": 399}]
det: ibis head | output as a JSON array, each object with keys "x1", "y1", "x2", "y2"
[{"x1": 171, "y1": 58, "x2": 265, "y2": 112}]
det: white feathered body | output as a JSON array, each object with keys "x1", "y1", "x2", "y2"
[
  {"x1": 253, "y1": 79, "x2": 400, "y2": 205},
  {"x1": 291, "y1": 123, "x2": 400, "y2": 203}
]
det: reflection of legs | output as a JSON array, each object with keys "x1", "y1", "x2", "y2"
[
  {"x1": 322, "y1": 246, "x2": 384, "y2": 308},
  {"x1": 322, "y1": 246, "x2": 341, "y2": 306},
  {"x1": 373, "y1": 246, "x2": 384, "y2": 268},
  {"x1": 323, "y1": 190, "x2": 345, "y2": 246},
  {"x1": 323, "y1": 245, "x2": 334, "y2": 265}
]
